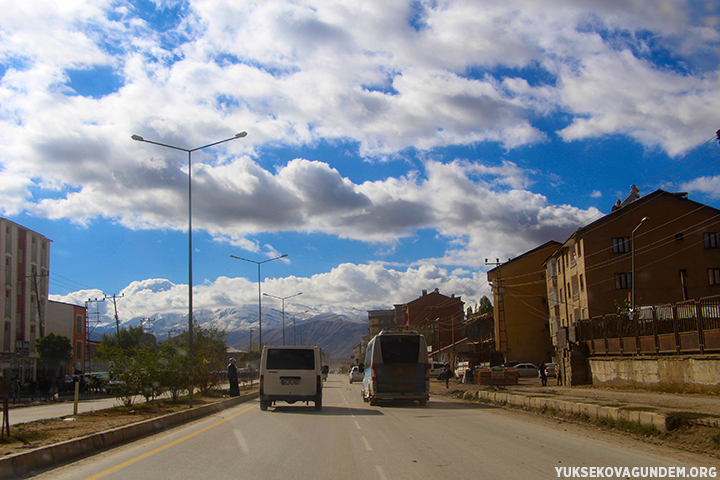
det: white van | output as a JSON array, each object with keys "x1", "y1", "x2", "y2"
[
  {"x1": 428, "y1": 362, "x2": 446, "y2": 378},
  {"x1": 259, "y1": 345, "x2": 322, "y2": 411},
  {"x1": 361, "y1": 330, "x2": 429, "y2": 406}
]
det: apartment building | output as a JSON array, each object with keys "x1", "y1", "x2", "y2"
[
  {"x1": 546, "y1": 189, "x2": 720, "y2": 382},
  {"x1": 402, "y1": 289, "x2": 464, "y2": 360},
  {"x1": 367, "y1": 307, "x2": 402, "y2": 338},
  {"x1": 47, "y1": 300, "x2": 87, "y2": 374},
  {"x1": 0, "y1": 218, "x2": 51, "y2": 382},
  {"x1": 486, "y1": 241, "x2": 560, "y2": 366}
]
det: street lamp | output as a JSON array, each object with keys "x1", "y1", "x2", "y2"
[
  {"x1": 132, "y1": 131, "x2": 247, "y2": 406},
  {"x1": 631, "y1": 216, "x2": 649, "y2": 313},
  {"x1": 263, "y1": 292, "x2": 302, "y2": 346},
  {"x1": 292, "y1": 310, "x2": 309, "y2": 345},
  {"x1": 230, "y1": 254, "x2": 288, "y2": 349}
]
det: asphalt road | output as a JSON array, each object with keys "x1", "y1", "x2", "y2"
[{"x1": 31, "y1": 375, "x2": 708, "y2": 480}]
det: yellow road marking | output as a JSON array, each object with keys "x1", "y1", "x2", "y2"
[{"x1": 84, "y1": 404, "x2": 257, "y2": 480}]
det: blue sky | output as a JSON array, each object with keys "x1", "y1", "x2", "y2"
[{"x1": 1, "y1": 0, "x2": 720, "y2": 324}]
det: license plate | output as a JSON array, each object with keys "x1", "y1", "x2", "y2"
[{"x1": 281, "y1": 379, "x2": 299, "y2": 385}]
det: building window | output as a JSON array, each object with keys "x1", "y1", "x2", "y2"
[
  {"x1": 612, "y1": 237, "x2": 630, "y2": 254},
  {"x1": 76, "y1": 315, "x2": 83, "y2": 334},
  {"x1": 710, "y1": 269, "x2": 720, "y2": 286},
  {"x1": 705, "y1": 233, "x2": 720, "y2": 249},
  {"x1": 615, "y1": 273, "x2": 632, "y2": 290},
  {"x1": 579, "y1": 274, "x2": 585, "y2": 292}
]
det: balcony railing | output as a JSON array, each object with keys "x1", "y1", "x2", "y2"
[{"x1": 576, "y1": 295, "x2": 720, "y2": 355}]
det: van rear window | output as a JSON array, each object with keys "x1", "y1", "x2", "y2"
[
  {"x1": 266, "y1": 349, "x2": 316, "y2": 370},
  {"x1": 379, "y1": 335, "x2": 420, "y2": 364}
]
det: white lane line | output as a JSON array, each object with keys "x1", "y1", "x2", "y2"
[
  {"x1": 354, "y1": 420, "x2": 361, "y2": 430},
  {"x1": 362, "y1": 436, "x2": 373, "y2": 451},
  {"x1": 376, "y1": 465, "x2": 388, "y2": 480}
]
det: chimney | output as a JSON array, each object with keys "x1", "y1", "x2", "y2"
[{"x1": 422, "y1": 289, "x2": 427, "y2": 296}]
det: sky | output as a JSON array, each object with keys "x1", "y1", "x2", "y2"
[{"x1": 1, "y1": 0, "x2": 720, "y2": 325}]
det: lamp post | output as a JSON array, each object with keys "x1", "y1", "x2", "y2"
[
  {"x1": 631, "y1": 216, "x2": 649, "y2": 313},
  {"x1": 132, "y1": 131, "x2": 247, "y2": 406},
  {"x1": 264, "y1": 292, "x2": 302, "y2": 346},
  {"x1": 292, "y1": 310, "x2": 309, "y2": 346},
  {"x1": 230, "y1": 254, "x2": 288, "y2": 349}
]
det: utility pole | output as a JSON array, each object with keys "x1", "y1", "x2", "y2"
[
  {"x1": 85, "y1": 298, "x2": 104, "y2": 373},
  {"x1": 31, "y1": 272, "x2": 48, "y2": 337},
  {"x1": 486, "y1": 258, "x2": 508, "y2": 363},
  {"x1": 105, "y1": 294, "x2": 124, "y2": 341},
  {"x1": 248, "y1": 328, "x2": 253, "y2": 351},
  {"x1": 140, "y1": 317, "x2": 155, "y2": 333}
]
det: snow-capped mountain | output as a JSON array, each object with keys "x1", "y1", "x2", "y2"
[{"x1": 90, "y1": 303, "x2": 368, "y2": 361}]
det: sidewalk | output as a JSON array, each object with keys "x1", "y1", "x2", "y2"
[{"x1": 430, "y1": 377, "x2": 720, "y2": 431}]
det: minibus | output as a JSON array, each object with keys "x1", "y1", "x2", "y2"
[
  {"x1": 259, "y1": 345, "x2": 322, "y2": 411},
  {"x1": 361, "y1": 330, "x2": 429, "y2": 406}
]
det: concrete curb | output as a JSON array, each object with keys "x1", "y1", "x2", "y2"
[
  {"x1": 452, "y1": 390, "x2": 670, "y2": 432},
  {"x1": 0, "y1": 391, "x2": 259, "y2": 479}
]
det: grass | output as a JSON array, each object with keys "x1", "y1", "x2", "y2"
[{"x1": 0, "y1": 427, "x2": 48, "y2": 445}]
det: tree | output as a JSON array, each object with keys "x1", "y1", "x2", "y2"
[
  {"x1": 36, "y1": 334, "x2": 73, "y2": 376},
  {"x1": 477, "y1": 296, "x2": 493, "y2": 315}
]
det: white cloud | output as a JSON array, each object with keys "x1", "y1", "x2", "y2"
[{"x1": 682, "y1": 175, "x2": 720, "y2": 199}]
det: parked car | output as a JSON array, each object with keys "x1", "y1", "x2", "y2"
[
  {"x1": 512, "y1": 363, "x2": 539, "y2": 377},
  {"x1": 541, "y1": 363, "x2": 558, "y2": 378},
  {"x1": 349, "y1": 366, "x2": 364, "y2": 383},
  {"x1": 428, "y1": 362, "x2": 446, "y2": 378}
]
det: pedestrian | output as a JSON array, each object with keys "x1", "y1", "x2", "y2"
[
  {"x1": 29, "y1": 379, "x2": 36, "y2": 401},
  {"x1": 539, "y1": 362, "x2": 547, "y2": 386},
  {"x1": 11, "y1": 377, "x2": 21, "y2": 403},
  {"x1": 441, "y1": 364, "x2": 452, "y2": 389},
  {"x1": 228, "y1": 358, "x2": 240, "y2": 397},
  {"x1": 557, "y1": 365, "x2": 563, "y2": 386}
]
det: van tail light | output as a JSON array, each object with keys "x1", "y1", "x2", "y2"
[
  {"x1": 425, "y1": 363, "x2": 430, "y2": 381},
  {"x1": 317, "y1": 375, "x2": 322, "y2": 390},
  {"x1": 259, "y1": 374, "x2": 264, "y2": 393},
  {"x1": 371, "y1": 364, "x2": 376, "y2": 383}
]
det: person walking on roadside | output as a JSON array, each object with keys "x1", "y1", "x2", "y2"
[
  {"x1": 440, "y1": 364, "x2": 452, "y2": 389},
  {"x1": 228, "y1": 358, "x2": 240, "y2": 397},
  {"x1": 11, "y1": 377, "x2": 21, "y2": 403},
  {"x1": 557, "y1": 365, "x2": 563, "y2": 386},
  {"x1": 539, "y1": 362, "x2": 547, "y2": 387}
]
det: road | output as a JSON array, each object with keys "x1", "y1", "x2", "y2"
[
  {"x1": 32, "y1": 375, "x2": 714, "y2": 480},
  {"x1": 7, "y1": 396, "x2": 133, "y2": 426}
]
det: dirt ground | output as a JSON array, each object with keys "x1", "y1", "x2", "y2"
[{"x1": 0, "y1": 393, "x2": 230, "y2": 458}]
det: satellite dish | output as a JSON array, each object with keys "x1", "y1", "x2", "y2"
[{"x1": 139, "y1": 333, "x2": 157, "y2": 347}]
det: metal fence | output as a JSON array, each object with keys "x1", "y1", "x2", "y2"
[{"x1": 576, "y1": 295, "x2": 720, "y2": 355}]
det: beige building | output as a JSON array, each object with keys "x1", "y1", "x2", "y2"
[
  {"x1": 487, "y1": 241, "x2": 560, "y2": 366},
  {"x1": 367, "y1": 307, "x2": 402, "y2": 338},
  {"x1": 546, "y1": 189, "x2": 720, "y2": 383},
  {"x1": 0, "y1": 218, "x2": 51, "y2": 382}
]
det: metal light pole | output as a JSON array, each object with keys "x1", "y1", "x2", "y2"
[
  {"x1": 132, "y1": 131, "x2": 247, "y2": 406},
  {"x1": 264, "y1": 292, "x2": 302, "y2": 346},
  {"x1": 292, "y1": 310, "x2": 309, "y2": 346},
  {"x1": 631, "y1": 216, "x2": 649, "y2": 312},
  {"x1": 230, "y1": 254, "x2": 287, "y2": 349}
]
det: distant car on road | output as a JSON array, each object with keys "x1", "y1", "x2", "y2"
[
  {"x1": 349, "y1": 366, "x2": 364, "y2": 383},
  {"x1": 512, "y1": 363, "x2": 539, "y2": 377}
]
